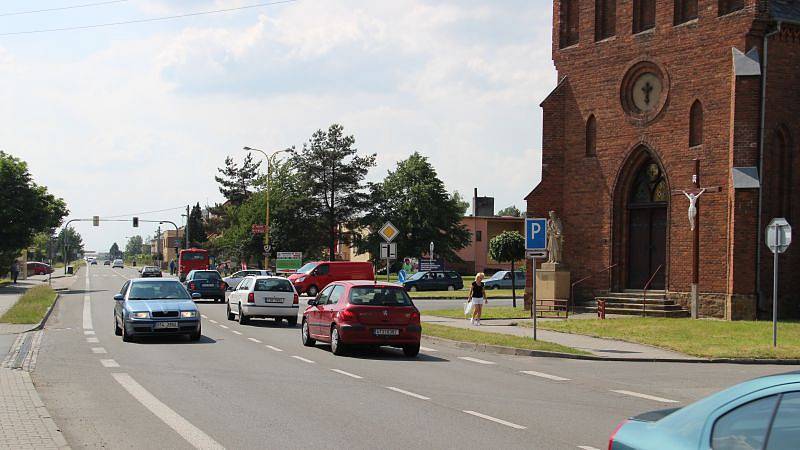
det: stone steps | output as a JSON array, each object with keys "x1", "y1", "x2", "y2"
[{"x1": 572, "y1": 291, "x2": 690, "y2": 318}]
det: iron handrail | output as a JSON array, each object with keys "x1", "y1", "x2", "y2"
[
  {"x1": 642, "y1": 264, "x2": 663, "y2": 317},
  {"x1": 569, "y1": 264, "x2": 618, "y2": 316}
]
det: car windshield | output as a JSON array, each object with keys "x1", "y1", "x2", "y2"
[
  {"x1": 407, "y1": 272, "x2": 425, "y2": 281},
  {"x1": 488, "y1": 272, "x2": 506, "y2": 280},
  {"x1": 296, "y1": 263, "x2": 317, "y2": 274},
  {"x1": 349, "y1": 287, "x2": 413, "y2": 306},
  {"x1": 192, "y1": 271, "x2": 221, "y2": 281},
  {"x1": 128, "y1": 281, "x2": 190, "y2": 300},
  {"x1": 254, "y1": 278, "x2": 293, "y2": 292}
]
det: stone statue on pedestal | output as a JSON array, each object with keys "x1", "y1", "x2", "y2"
[{"x1": 546, "y1": 210, "x2": 563, "y2": 264}]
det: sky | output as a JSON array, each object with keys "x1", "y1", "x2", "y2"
[{"x1": 2, "y1": 0, "x2": 556, "y2": 252}]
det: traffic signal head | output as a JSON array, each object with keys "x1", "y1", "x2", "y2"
[{"x1": 133, "y1": 217, "x2": 139, "y2": 228}]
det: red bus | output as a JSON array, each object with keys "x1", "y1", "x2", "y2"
[{"x1": 178, "y1": 248, "x2": 209, "y2": 281}]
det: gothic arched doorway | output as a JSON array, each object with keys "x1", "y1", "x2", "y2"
[{"x1": 625, "y1": 157, "x2": 668, "y2": 289}]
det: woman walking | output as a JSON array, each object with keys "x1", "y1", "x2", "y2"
[{"x1": 468, "y1": 272, "x2": 488, "y2": 325}]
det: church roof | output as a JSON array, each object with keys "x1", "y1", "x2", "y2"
[{"x1": 769, "y1": 0, "x2": 800, "y2": 23}]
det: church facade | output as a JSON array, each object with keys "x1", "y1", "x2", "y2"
[{"x1": 525, "y1": 0, "x2": 800, "y2": 319}]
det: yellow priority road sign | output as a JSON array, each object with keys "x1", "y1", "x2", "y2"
[{"x1": 378, "y1": 221, "x2": 399, "y2": 242}]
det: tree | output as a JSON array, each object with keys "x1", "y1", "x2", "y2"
[
  {"x1": 56, "y1": 227, "x2": 84, "y2": 262},
  {"x1": 488, "y1": 231, "x2": 525, "y2": 307},
  {"x1": 187, "y1": 203, "x2": 207, "y2": 246},
  {"x1": 0, "y1": 151, "x2": 68, "y2": 273},
  {"x1": 109, "y1": 242, "x2": 122, "y2": 259},
  {"x1": 125, "y1": 236, "x2": 144, "y2": 257},
  {"x1": 497, "y1": 205, "x2": 522, "y2": 217},
  {"x1": 452, "y1": 191, "x2": 470, "y2": 215},
  {"x1": 359, "y1": 152, "x2": 471, "y2": 265},
  {"x1": 292, "y1": 124, "x2": 376, "y2": 260},
  {"x1": 214, "y1": 154, "x2": 262, "y2": 205}
]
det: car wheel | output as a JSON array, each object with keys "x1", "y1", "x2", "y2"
[
  {"x1": 238, "y1": 304, "x2": 249, "y2": 325},
  {"x1": 274, "y1": 317, "x2": 284, "y2": 326},
  {"x1": 301, "y1": 319, "x2": 316, "y2": 347},
  {"x1": 403, "y1": 344, "x2": 420, "y2": 358},
  {"x1": 121, "y1": 323, "x2": 134, "y2": 343},
  {"x1": 114, "y1": 315, "x2": 122, "y2": 336},
  {"x1": 447, "y1": 285, "x2": 455, "y2": 291},
  {"x1": 287, "y1": 316, "x2": 297, "y2": 327},
  {"x1": 330, "y1": 326, "x2": 346, "y2": 356},
  {"x1": 189, "y1": 326, "x2": 201, "y2": 341},
  {"x1": 307, "y1": 285, "x2": 318, "y2": 297},
  {"x1": 226, "y1": 303, "x2": 235, "y2": 321},
  {"x1": 409, "y1": 286, "x2": 418, "y2": 292}
]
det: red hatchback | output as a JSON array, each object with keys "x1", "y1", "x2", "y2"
[{"x1": 301, "y1": 281, "x2": 421, "y2": 357}]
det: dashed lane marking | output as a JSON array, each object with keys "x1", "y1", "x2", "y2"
[
  {"x1": 577, "y1": 446, "x2": 601, "y2": 450},
  {"x1": 208, "y1": 320, "x2": 218, "y2": 324},
  {"x1": 462, "y1": 410, "x2": 526, "y2": 430},
  {"x1": 219, "y1": 325, "x2": 229, "y2": 329},
  {"x1": 247, "y1": 338, "x2": 262, "y2": 343},
  {"x1": 231, "y1": 331, "x2": 242, "y2": 335},
  {"x1": 86, "y1": 337, "x2": 99, "y2": 343},
  {"x1": 520, "y1": 370, "x2": 571, "y2": 382},
  {"x1": 91, "y1": 347, "x2": 107, "y2": 354},
  {"x1": 610, "y1": 390, "x2": 679, "y2": 404},
  {"x1": 419, "y1": 346, "x2": 437, "y2": 352},
  {"x1": 265, "y1": 345, "x2": 283, "y2": 352},
  {"x1": 330, "y1": 369, "x2": 363, "y2": 379},
  {"x1": 458, "y1": 356, "x2": 496, "y2": 365},
  {"x1": 84, "y1": 330, "x2": 95, "y2": 335},
  {"x1": 385, "y1": 387, "x2": 430, "y2": 400},
  {"x1": 112, "y1": 373, "x2": 225, "y2": 450},
  {"x1": 201, "y1": 315, "x2": 208, "y2": 319},
  {"x1": 100, "y1": 359, "x2": 120, "y2": 368},
  {"x1": 291, "y1": 356, "x2": 315, "y2": 364}
]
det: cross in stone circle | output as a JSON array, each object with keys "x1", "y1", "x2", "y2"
[{"x1": 642, "y1": 81, "x2": 654, "y2": 105}]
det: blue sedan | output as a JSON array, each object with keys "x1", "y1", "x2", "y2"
[
  {"x1": 610, "y1": 371, "x2": 800, "y2": 449},
  {"x1": 114, "y1": 278, "x2": 202, "y2": 342}
]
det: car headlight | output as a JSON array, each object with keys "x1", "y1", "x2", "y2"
[
  {"x1": 297, "y1": 276, "x2": 306, "y2": 282},
  {"x1": 180, "y1": 311, "x2": 197, "y2": 318},
  {"x1": 131, "y1": 312, "x2": 149, "y2": 319}
]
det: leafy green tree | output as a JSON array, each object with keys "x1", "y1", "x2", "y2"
[
  {"x1": 29, "y1": 232, "x2": 54, "y2": 261},
  {"x1": 359, "y1": 152, "x2": 471, "y2": 265},
  {"x1": 56, "y1": 227, "x2": 84, "y2": 262},
  {"x1": 291, "y1": 124, "x2": 376, "y2": 260},
  {"x1": 452, "y1": 191, "x2": 470, "y2": 215},
  {"x1": 125, "y1": 236, "x2": 143, "y2": 257},
  {"x1": 497, "y1": 205, "x2": 522, "y2": 217},
  {"x1": 187, "y1": 203, "x2": 207, "y2": 246},
  {"x1": 488, "y1": 230, "x2": 525, "y2": 307},
  {"x1": 0, "y1": 151, "x2": 68, "y2": 272},
  {"x1": 109, "y1": 242, "x2": 122, "y2": 259},
  {"x1": 214, "y1": 154, "x2": 262, "y2": 206}
]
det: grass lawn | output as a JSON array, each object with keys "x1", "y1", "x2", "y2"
[
  {"x1": 0, "y1": 278, "x2": 10, "y2": 288},
  {"x1": 426, "y1": 305, "x2": 531, "y2": 319},
  {"x1": 0, "y1": 285, "x2": 58, "y2": 324},
  {"x1": 535, "y1": 318, "x2": 800, "y2": 359},
  {"x1": 422, "y1": 323, "x2": 587, "y2": 355}
]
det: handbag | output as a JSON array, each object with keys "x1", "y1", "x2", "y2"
[{"x1": 464, "y1": 300, "x2": 474, "y2": 316}]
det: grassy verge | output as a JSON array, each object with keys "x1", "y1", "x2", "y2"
[
  {"x1": 0, "y1": 285, "x2": 58, "y2": 324},
  {"x1": 426, "y1": 306, "x2": 531, "y2": 319},
  {"x1": 0, "y1": 278, "x2": 10, "y2": 288},
  {"x1": 534, "y1": 318, "x2": 800, "y2": 359},
  {"x1": 422, "y1": 323, "x2": 587, "y2": 355}
]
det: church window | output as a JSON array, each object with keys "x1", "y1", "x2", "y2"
[
  {"x1": 689, "y1": 100, "x2": 703, "y2": 147},
  {"x1": 595, "y1": 0, "x2": 616, "y2": 40},
  {"x1": 586, "y1": 115, "x2": 597, "y2": 156},
  {"x1": 630, "y1": 162, "x2": 667, "y2": 205},
  {"x1": 560, "y1": 0, "x2": 580, "y2": 48},
  {"x1": 633, "y1": 0, "x2": 656, "y2": 33},
  {"x1": 718, "y1": 0, "x2": 744, "y2": 16},
  {"x1": 674, "y1": 0, "x2": 698, "y2": 25}
]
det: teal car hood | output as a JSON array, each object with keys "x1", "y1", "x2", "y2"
[{"x1": 125, "y1": 299, "x2": 196, "y2": 313}]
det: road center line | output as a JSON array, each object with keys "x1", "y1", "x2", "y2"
[
  {"x1": 100, "y1": 359, "x2": 120, "y2": 368},
  {"x1": 265, "y1": 345, "x2": 283, "y2": 352},
  {"x1": 111, "y1": 373, "x2": 225, "y2": 450},
  {"x1": 91, "y1": 347, "x2": 107, "y2": 354},
  {"x1": 208, "y1": 319, "x2": 218, "y2": 324},
  {"x1": 331, "y1": 369, "x2": 363, "y2": 379},
  {"x1": 86, "y1": 337, "x2": 99, "y2": 343},
  {"x1": 219, "y1": 325, "x2": 229, "y2": 329},
  {"x1": 610, "y1": 390, "x2": 679, "y2": 404},
  {"x1": 385, "y1": 387, "x2": 430, "y2": 400},
  {"x1": 577, "y1": 446, "x2": 601, "y2": 450},
  {"x1": 83, "y1": 295, "x2": 92, "y2": 330},
  {"x1": 231, "y1": 330, "x2": 242, "y2": 335},
  {"x1": 200, "y1": 314, "x2": 208, "y2": 319},
  {"x1": 291, "y1": 356, "x2": 315, "y2": 364},
  {"x1": 419, "y1": 346, "x2": 437, "y2": 352},
  {"x1": 247, "y1": 338, "x2": 262, "y2": 343},
  {"x1": 462, "y1": 410, "x2": 526, "y2": 430},
  {"x1": 458, "y1": 356, "x2": 496, "y2": 365},
  {"x1": 520, "y1": 370, "x2": 571, "y2": 381},
  {"x1": 84, "y1": 330, "x2": 95, "y2": 335}
]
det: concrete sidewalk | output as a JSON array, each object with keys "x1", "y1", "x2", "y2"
[{"x1": 423, "y1": 315, "x2": 699, "y2": 360}]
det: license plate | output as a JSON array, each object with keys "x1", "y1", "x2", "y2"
[
  {"x1": 202, "y1": 283, "x2": 214, "y2": 288},
  {"x1": 374, "y1": 329, "x2": 399, "y2": 336},
  {"x1": 155, "y1": 322, "x2": 179, "y2": 329},
  {"x1": 264, "y1": 298, "x2": 284, "y2": 303}
]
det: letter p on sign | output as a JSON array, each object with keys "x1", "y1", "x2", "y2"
[{"x1": 525, "y1": 218, "x2": 547, "y2": 250}]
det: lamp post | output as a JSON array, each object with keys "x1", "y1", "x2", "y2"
[{"x1": 243, "y1": 146, "x2": 290, "y2": 271}]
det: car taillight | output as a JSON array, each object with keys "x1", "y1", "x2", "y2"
[
  {"x1": 189, "y1": 282, "x2": 196, "y2": 290},
  {"x1": 248, "y1": 292, "x2": 255, "y2": 303},
  {"x1": 220, "y1": 281, "x2": 226, "y2": 290},
  {"x1": 608, "y1": 419, "x2": 627, "y2": 450},
  {"x1": 410, "y1": 310, "x2": 420, "y2": 322},
  {"x1": 338, "y1": 308, "x2": 358, "y2": 322},
  {"x1": 293, "y1": 293, "x2": 299, "y2": 305}
]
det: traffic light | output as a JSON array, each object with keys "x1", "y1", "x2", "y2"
[
  {"x1": 133, "y1": 217, "x2": 139, "y2": 228},
  {"x1": 93, "y1": 216, "x2": 99, "y2": 226}
]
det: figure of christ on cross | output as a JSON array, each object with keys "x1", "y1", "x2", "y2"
[{"x1": 642, "y1": 81, "x2": 654, "y2": 105}]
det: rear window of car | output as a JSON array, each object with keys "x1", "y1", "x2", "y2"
[
  {"x1": 254, "y1": 279, "x2": 293, "y2": 292},
  {"x1": 143, "y1": 267, "x2": 159, "y2": 272},
  {"x1": 349, "y1": 287, "x2": 413, "y2": 306},
  {"x1": 192, "y1": 271, "x2": 221, "y2": 281},
  {"x1": 128, "y1": 281, "x2": 190, "y2": 300},
  {"x1": 182, "y1": 253, "x2": 206, "y2": 261}
]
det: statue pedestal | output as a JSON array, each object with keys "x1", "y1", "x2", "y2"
[{"x1": 536, "y1": 263, "x2": 571, "y2": 301}]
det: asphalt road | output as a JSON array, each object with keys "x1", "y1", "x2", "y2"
[{"x1": 33, "y1": 265, "x2": 792, "y2": 449}]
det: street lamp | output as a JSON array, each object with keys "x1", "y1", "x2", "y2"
[{"x1": 243, "y1": 146, "x2": 291, "y2": 271}]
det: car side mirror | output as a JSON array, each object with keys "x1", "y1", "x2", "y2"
[
  {"x1": 192, "y1": 293, "x2": 202, "y2": 299},
  {"x1": 113, "y1": 294, "x2": 124, "y2": 301}
]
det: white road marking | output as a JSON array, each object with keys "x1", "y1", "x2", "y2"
[
  {"x1": 385, "y1": 387, "x2": 430, "y2": 400},
  {"x1": 219, "y1": 325, "x2": 229, "y2": 329},
  {"x1": 208, "y1": 319, "x2": 218, "y2": 324},
  {"x1": 458, "y1": 356, "x2": 496, "y2": 365},
  {"x1": 231, "y1": 331, "x2": 242, "y2": 335},
  {"x1": 83, "y1": 295, "x2": 92, "y2": 330},
  {"x1": 112, "y1": 373, "x2": 225, "y2": 450},
  {"x1": 330, "y1": 369, "x2": 363, "y2": 379},
  {"x1": 100, "y1": 359, "x2": 120, "y2": 368},
  {"x1": 520, "y1": 370, "x2": 571, "y2": 381},
  {"x1": 247, "y1": 338, "x2": 262, "y2": 343},
  {"x1": 86, "y1": 337, "x2": 99, "y2": 343},
  {"x1": 91, "y1": 347, "x2": 107, "y2": 354},
  {"x1": 419, "y1": 346, "x2": 437, "y2": 352},
  {"x1": 291, "y1": 356, "x2": 315, "y2": 364},
  {"x1": 577, "y1": 446, "x2": 601, "y2": 450},
  {"x1": 265, "y1": 345, "x2": 283, "y2": 352},
  {"x1": 462, "y1": 410, "x2": 526, "y2": 430},
  {"x1": 201, "y1": 314, "x2": 208, "y2": 319},
  {"x1": 84, "y1": 330, "x2": 95, "y2": 335},
  {"x1": 611, "y1": 390, "x2": 679, "y2": 404}
]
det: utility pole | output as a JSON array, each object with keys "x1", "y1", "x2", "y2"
[{"x1": 185, "y1": 205, "x2": 190, "y2": 250}]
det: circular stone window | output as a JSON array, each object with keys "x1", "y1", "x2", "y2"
[{"x1": 620, "y1": 61, "x2": 669, "y2": 123}]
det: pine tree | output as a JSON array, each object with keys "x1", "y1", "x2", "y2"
[
  {"x1": 214, "y1": 154, "x2": 262, "y2": 205},
  {"x1": 187, "y1": 203, "x2": 207, "y2": 246}
]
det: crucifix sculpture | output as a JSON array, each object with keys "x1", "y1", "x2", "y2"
[{"x1": 642, "y1": 81, "x2": 654, "y2": 105}]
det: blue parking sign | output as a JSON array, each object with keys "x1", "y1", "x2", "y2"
[{"x1": 525, "y1": 218, "x2": 548, "y2": 250}]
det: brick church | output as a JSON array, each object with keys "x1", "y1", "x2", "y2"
[{"x1": 525, "y1": 0, "x2": 800, "y2": 319}]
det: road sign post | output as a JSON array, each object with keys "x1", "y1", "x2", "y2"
[
  {"x1": 378, "y1": 222, "x2": 400, "y2": 282},
  {"x1": 525, "y1": 218, "x2": 548, "y2": 340},
  {"x1": 766, "y1": 218, "x2": 791, "y2": 347}
]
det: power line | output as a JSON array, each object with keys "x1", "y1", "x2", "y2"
[
  {"x1": 101, "y1": 206, "x2": 187, "y2": 219},
  {"x1": 0, "y1": 0, "x2": 127, "y2": 18},
  {"x1": 0, "y1": 0, "x2": 297, "y2": 36}
]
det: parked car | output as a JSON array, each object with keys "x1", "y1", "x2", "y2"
[
  {"x1": 609, "y1": 371, "x2": 800, "y2": 449},
  {"x1": 483, "y1": 270, "x2": 526, "y2": 290},
  {"x1": 227, "y1": 276, "x2": 299, "y2": 326},
  {"x1": 140, "y1": 266, "x2": 162, "y2": 278},
  {"x1": 103, "y1": 260, "x2": 111, "y2": 266},
  {"x1": 301, "y1": 281, "x2": 421, "y2": 357},
  {"x1": 288, "y1": 261, "x2": 374, "y2": 296},
  {"x1": 113, "y1": 278, "x2": 201, "y2": 342},
  {"x1": 26, "y1": 262, "x2": 54, "y2": 276},
  {"x1": 402, "y1": 270, "x2": 463, "y2": 292},
  {"x1": 184, "y1": 270, "x2": 226, "y2": 302},
  {"x1": 222, "y1": 270, "x2": 272, "y2": 291},
  {"x1": 112, "y1": 259, "x2": 124, "y2": 268}
]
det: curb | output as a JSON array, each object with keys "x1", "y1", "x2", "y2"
[
  {"x1": 28, "y1": 293, "x2": 60, "y2": 333},
  {"x1": 420, "y1": 333, "x2": 800, "y2": 365}
]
